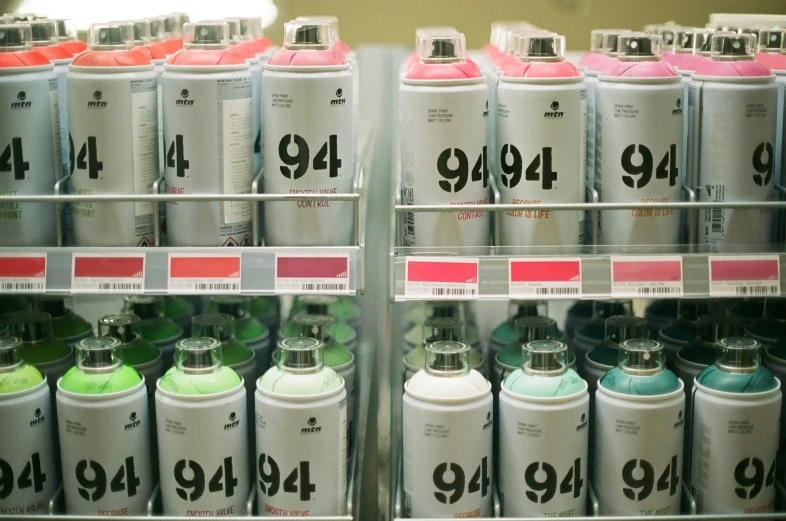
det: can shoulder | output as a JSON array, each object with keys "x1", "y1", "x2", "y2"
[
  {"x1": 404, "y1": 61, "x2": 484, "y2": 83},
  {"x1": 600, "y1": 60, "x2": 680, "y2": 81},
  {"x1": 503, "y1": 60, "x2": 581, "y2": 80},
  {"x1": 58, "y1": 364, "x2": 143, "y2": 396},
  {"x1": 695, "y1": 365, "x2": 780, "y2": 395},
  {"x1": 166, "y1": 49, "x2": 249, "y2": 69},
  {"x1": 0, "y1": 364, "x2": 45, "y2": 394},
  {"x1": 257, "y1": 366, "x2": 344, "y2": 398},
  {"x1": 0, "y1": 50, "x2": 53, "y2": 70},
  {"x1": 72, "y1": 49, "x2": 153, "y2": 68},
  {"x1": 157, "y1": 366, "x2": 243, "y2": 396},
  {"x1": 405, "y1": 369, "x2": 490, "y2": 403},
  {"x1": 502, "y1": 368, "x2": 587, "y2": 400},
  {"x1": 599, "y1": 367, "x2": 683, "y2": 397},
  {"x1": 692, "y1": 59, "x2": 774, "y2": 79},
  {"x1": 266, "y1": 48, "x2": 348, "y2": 69}
]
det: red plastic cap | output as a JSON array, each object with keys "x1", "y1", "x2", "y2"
[
  {"x1": 167, "y1": 48, "x2": 248, "y2": 66},
  {"x1": 405, "y1": 59, "x2": 483, "y2": 80},
  {"x1": 0, "y1": 50, "x2": 51, "y2": 68},
  {"x1": 72, "y1": 48, "x2": 152, "y2": 67},
  {"x1": 267, "y1": 48, "x2": 345, "y2": 67}
]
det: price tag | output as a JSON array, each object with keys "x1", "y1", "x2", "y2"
[
  {"x1": 709, "y1": 255, "x2": 780, "y2": 297},
  {"x1": 275, "y1": 254, "x2": 351, "y2": 294},
  {"x1": 168, "y1": 254, "x2": 241, "y2": 294},
  {"x1": 405, "y1": 257, "x2": 479, "y2": 299},
  {"x1": 509, "y1": 258, "x2": 582, "y2": 298},
  {"x1": 0, "y1": 253, "x2": 46, "y2": 293},
  {"x1": 610, "y1": 256, "x2": 684, "y2": 298},
  {"x1": 71, "y1": 253, "x2": 145, "y2": 293}
]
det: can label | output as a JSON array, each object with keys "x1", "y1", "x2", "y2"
[
  {"x1": 689, "y1": 81, "x2": 778, "y2": 248},
  {"x1": 262, "y1": 70, "x2": 355, "y2": 246},
  {"x1": 69, "y1": 73, "x2": 158, "y2": 247},
  {"x1": 156, "y1": 388, "x2": 249, "y2": 516},
  {"x1": 497, "y1": 82, "x2": 586, "y2": 247},
  {"x1": 0, "y1": 72, "x2": 61, "y2": 246},
  {"x1": 0, "y1": 384, "x2": 58, "y2": 515},
  {"x1": 690, "y1": 386, "x2": 781, "y2": 514},
  {"x1": 163, "y1": 73, "x2": 254, "y2": 247},
  {"x1": 595, "y1": 82, "x2": 683, "y2": 246},
  {"x1": 255, "y1": 391, "x2": 348, "y2": 516},
  {"x1": 594, "y1": 390, "x2": 685, "y2": 516},
  {"x1": 498, "y1": 391, "x2": 589, "y2": 517},
  {"x1": 57, "y1": 385, "x2": 153, "y2": 515},
  {"x1": 403, "y1": 393, "x2": 493, "y2": 518},
  {"x1": 400, "y1": 82, "x2": 490, "y2": 248}
]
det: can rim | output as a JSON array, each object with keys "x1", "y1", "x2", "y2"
[
  {"x1": 499, "y1": 75, "x2": 584, "y2": 85},
  {"x1": 163, "y1": 63, "x2": 250, "y2": 72},
  {"x1": 690, "y1": 72, "x2": 775, "y2": 82},
  {"x1": 401, "y1": 76, "x2": 485, "y2": 87},
  {"x1": 0, "y1": 63, "x2": 54, "y2": 74},
  {"x1": 598, "y1": 74, "x2": 682, "y2": 83},
  {"x1": 597, "y1": 377, "x2": 685, "y2": 401}
]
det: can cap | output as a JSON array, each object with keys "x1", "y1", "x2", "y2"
[
  {"x1": 716, "y1": 337, "x2": 761, "y2": 373},
  {"x1": 660, "y1": 26, "x2": 679, "y2": 49},
  {"x1": 175, "y1": 336, "x2": 222, "y2": 372},
  {"x1": 117, "y1": 19, "x2": 151, "y2": 46},
  {"x1": 164, "y1": 12, "x2": 189, "y2": 37},
  {"x1": 490, "y1": 21, "x2": 528, "y2": 49},
  {"x1": 696, "y1": 314, "x2": 740, "y2": 346},
  {"x1": 76, "y1": 336, "x2": 122, "y2": 371},
  {"x1": 202, "y1": 19, "x2": 240, "y2": 44},
  {"x1": 278, "y1": 336, "x2": 324, "y2": 372},
  {"x1": 98, "y1": 314, "x2": 142, "y2": 344},
  {"x1": 28, "y1": 19, "x2": 59, "y2": 46},
  {"x1": 236, "y1": 17, "x2": 263, "y2": 40},
  {"x1": 33, "y1": 296, "x2": 69, "y2": 318},
  {"x1": 88, "y1": 23, "x2": 134, "y2": 51},
  {"x1": 605, "y1": 315, "x2": 649, "y2": 347},
  {"x1": 618, "y1": 33, "x2": 662, "y2": 61},
  {"x1": 55, "y1": 19, "x2": 77, "y2": 41},
  {"x1": 191, "y1": 312, "x2": 235, "y2": 343},
  {"x1": 0, "y1": 23, "x2": 33, "y2": 52},
  {"x1": 422, "y1": 316, "x2": 463, "y2": 346},
  {"x1": 416, "y1": 26, "x2": 457, "y2": 38},
  {"x1": 523, "y1": 339, "x2": 568, "y2": 375},
  {"x1": 618, "y1": 338, "x2": 665, "y2": 374},
  {"x1": 693, "y1": 28, "x2": 715, "y2": 56},
  {"x1": 147, "y1": 16, "x2": 165, "y2": 42},
  {"x1": 509, "y1": 300, "x2": 546, "y2": 320},
  {"x1": 758, "y1": 28, "x2": 785, "y2": 53},
  {"x1": 593, "y1": 300, "x2": 632, "y2": 320},
  {"x1": 9, "y1": 311, "x2": 53, "y2": 343},
  {"x1": 418, "y1": 33, "x2": 467, "y2": 63},
  {"x1": 515, "y1": 316, "x2": 559, "y2": 344},
  {"x1": 425, "y1": 340, "x2": 470, "y2": 376},
  {"x1": 124, "y1": 295, "x2": 164, "y2": 320},
  {"x1": 296, "y1": 15, "x2": 340, "y2": 43},
  {"x1": 0, "y1": 337, "x2": 23, "y2": 370},
  {"x1": 601, "y1": 30, "x2": 630, "y2": 57},
  {"x1": 738, "y1": 26, "x2": 764, "y2": 40},
  {"x1": 590, "y1": 29, "x2": 626, "y2": 52},
  {"x1": 183, "y1": 22, "x2": 230, "y2": 50},
  {"x1": 295, "y1": 295, "x2": 337, "y2": 316},
  {"x1": 284, "y1": 21, "x2": 333, "y2": 50},
  {"x1": 710, "y1": 32, "x2": 756, "y2": 61},
  {"x1": 211, "y1": 295, "x2": 253, "y2": 321},
  {"x1": 294, "y1": 313, "x2": 337, "y2": 347},
  {"x1": 674, "y1": 27, "x2": 713, "y2": 54},
  {"x1": 519, "y1": 34, "x2": 566, "y2": 61},
  {"x1": 430, "y1": 301, "x2": 461, "y2": 319}
]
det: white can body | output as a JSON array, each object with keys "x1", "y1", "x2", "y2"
[
  {"x1": 595, "y1": 79, "x2": 683, "y2": 247},
  {"x1": 689, "y1": 76, "x2": 778, "y2": 249},
  {"x1": 335, "y1": 359, "x2": 356, "y2": 448},
  {"x1": 585, "y1": 72, "x2": 599, "y2": 192},
  {"x1": 163, "y1": 66, "x2": 254, "y2": 247},
  {"x1": 0, "y1": 65, "x2": 60, "y2": 246},
  {"x1": 0, "y1": 380, "x2": 58, "y2": 515},
  {"x1": 262, "y1": 67, "x2": 355, "y2": 246},
  {"x1": 69, "y1": 67, "x2": 158, "y2": 247},
  {"x1": 594, "y1": 384, "x2": 685, "y2": 516},
  {"x1": 497, "y1": 78, "x2": 586, "y2": 247},
  {"x1": 56, "y1": 380, "x2": 152, "y2": 516},
  {"x1": 399, "y1": 80, "x2": 490, "y2": 249},
  {"x1": 776, "y1": 74, "x2": 785, "y2": 197},
  {"x1": 403, "y1": 388, "x2": 493, "y2": 518},
  {"x1": 156, "y1": 383, "x2": 249, "y2": 516},
  {"x1": 690, "y1": 381, "x2": 781, "y2": 514},
  {"x1": 249, "y1": 59, "x2": 262, "y2": 176},
  {"x1": 255, "y1": 386, "x2": 347, "y2": 516},
  {"x1": 498, "y1": 387, "x2": 589, "y2": 517}
]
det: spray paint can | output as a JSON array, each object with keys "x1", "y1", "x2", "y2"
[
  {"x1": 163, "y1": 22, "x2": 253, "y2": 247},
  {"x1": 690, "y1": 33, "x2": 778, "y2": 249},
  {"x1": 55, "y1": 19, "x2": 87, "y2": 55},
  {"x1": 57, "y1": 336, "x2": 152, "y2": 515},
  {"x1": 281, "y1": 296, "x2": 358, "y2": 352},
  {"x1": 691, "y1": 337, "x2": 781, "y2": 514},
  {"x1": 263, "y1": 21, "x2": 355, "y2": 247},
  {"x1": 488, "y1": 301, "x2": 550, "y2": 357},
  {"x1": 584, "y1": 315, "x2": 650, "y2": 394},
  {"x1": 123, "y1": 296, "x2": 183, "y2": 367},
  {"x1": 400, "y1": 32, "x2": 490, "y2": 249},
  {"x1": 0, "y1": 23, "x2": 60, "y2": 247},
  {"x1": 675, "y1": 314, "x2": 741, "y2": 399},
  {"x1": 69, "y1": 23, "x2": 157, "y2": 247},
  {"x1": 658, "y1": 299, "x2": 713, "y2": 365},
  {"x1": 0, "y1": 337, "x2": 58, "y2": 515},
  {"x1": 403, "y1": 341, "x2": 493, "y2": 518},
  {"x1": 498, "y1": 340, "x2": 588, "y2": 517},
  {"x1": 403, "y1": 301, "x2": 480, "y2": 354},
  {"x1": 745, "y1": 298, "x2": 786, "y2": 346},
  {"x1": 595, "y1": 339, "x2": 685, "y2": 516},
  {"x1": 209, "y1": 296, "x2": 272, "y2": 376},
  {"x1": 9, "y1": 310, "x2": 72, "y2": 400},
  {"x1": 156, "y1": 337, "x2": 248, "y2": 516},
  {"x1": 33, "y1": 296, "x2": 92, "y2": 347},
  {"x1": 596, "y1": 33, "x2": 683, "y2": 248},
  {"x1": 404, "y1": 316, "x2": 485, "y2": 381},
  {"x1": 256, "y1": 337, "x2": 347, "y2": 516},
  {"x1": 497, "y1": 34, "x2": 586, "y2": 247}
]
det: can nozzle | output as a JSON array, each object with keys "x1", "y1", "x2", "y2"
[
  {"x1": 605, "y1": 315, "x2": 649, "y2": 348},
  {"x1": 9, "y1": 311, "x2": 53, "y2": 343},
  {"x1": 601, "y1": 30, "x2": 630, "y2": 57},
  {"x1": 175, "y1": 337, "x2": 222, "y2": 373},
  {"x1": 618, "y1": 33, "x2": 662, "y2": 61},
  {"x1": 124, "y1": 295, "x2": 164, "y2": 321},
  {"x1": 0, "y1": 337, "x2": 23, "y2": 371},
  {"x1": 0, "y1": 23, "x2": 33, "y2": 52},
  {"x1": 294, "y1": 313, "x2": 336, "y2": 347},
  {"x1": 284, "y1": 21, "x2": 333, "y2": 50},
  {"x1": 422, "y1": 316, "x2": 463, "y2": 346},
  {"x1": 278, "y1": 337, "x2": 323, "y2": 372},
  {"x1": 418, "y1": 33, "x2": 467, "y2": 63},
  {"x1": 716, "y1": 337, "x2": 761, "y2": 373},
  {"x1": 76, "y1": 336, "x2": 122, "y2": 372},
  {"x1": 98, "y1": 314, "x2": 142, "y2": 345},
  {"x1": 28, "y1": 19, "x2": 59, "y2": 47},
  {"x1": 758, "y1": 28, "x2": 785, "y2": 53},
  {"x1": 192, "y1": 313, "x2": 235, "y2": 344},
  {"x1": 520, "y1": 33, "x2": 566, "y2": 61},
  {"x1": 88, "y1": 23, "x2": 135, "y2": 51},
  {"x1": 523, "y1": 339, "x2": 567, "y2": 375},
  {"x1": 425, "y1": 340, "x2": 470, "y2": 375},
  {"x1": 710, "y1": 32, "x2": 756, "y2": 61},
  {"x1": 618, "y1": 338, "x2": 665, "y2": 375},
  {"x1": 515, "y1": 316, "x2": 559, "y2": 345},
  {"x1": 696, "y1": 314, "x2": 740, "y2": 347},
  {"x1": 55, "y1": 19, "x2": 77, "y2": 42}
]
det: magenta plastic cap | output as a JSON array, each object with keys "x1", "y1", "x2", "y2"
[
  {"x1": 89, "y1": 23, "x2": 134, "y2": 51},
  {"x1": 418, "y1": 32, "x2": 466, "y2": 63},
  {"x1": 711, "y1": 32, "x2": 756, "y2": 61},
  {"x1": 520, "y1": 34, "x2": 566, "y2": 61},
  {"x1": 183, "y1": 22, "x2": 229, "y2": 50},
  {"x1": 0, "y1": 23, "x2": 33, "y2": 52},
  {"x1": 618, "y1": 33, "x2": 662, "y2": 61}
]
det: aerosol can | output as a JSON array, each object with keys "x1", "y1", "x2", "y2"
[
  {"x1": 404, "y1": 316, "x2": 484, "y2": 381},
  {"x1": 595, "y1": 33, "x2": 683, "y2": 248},
  {"x1": 69, "y1": 23, "x2": 158, "y2": 247},
  {"x1": 263, "y1": 21, "x2": 355, "y2": 247},
  {"x1": 658, "y1": 299, "x2": 713, "y2": 365},
  {"x1": 57, "y1": 337, "x2": 152, "y2": 515},
  {"x1": 403, "y1": 341, "x2": 493, "y2": 518},
  {"x1": 690, "y1": 33, "x2": 778, "y2": 250},
  {"x1": 123, "y1": 296, "x2": 183, "y2": 367},
  {"x1": 403, "y1": 301, "x2": 481, "y2": 354},
  {"x1": 0, "y1": 337, "x2": 58, "y2": 515},
  {"x1": 497, "y1": 34, "x2": 586, "y2": 248},
  {"x1": 209, "y1": 296, "x2": 272, "y2": 376},
  {"x1": 33, "y1": 296, "x2": 92, "y2": 347},
  {"x1": 489, "y1": 301, "x2": 550, "y2": 357},
  {"x1": 595, "y1": 339, "x2": 685, "y2": 516},
  {"x1": 762, "y1": 340, "x2": 786, "y2": 480},
  {"x1": 691, "y1": 337, "x2": 781, "y2": 514},
  {"x1": 400, "y1": 32, "x2": 490, "y2": 250},
  {"x1": 573, "y1": 300, "x2": 632, "y2": 371},
  {"x1": 498, "y1": 339, "x2": 588, "y2": 518},
  {"x1": 583, "y1": 314, "x2": 648, "y2": 393},
  {"x1": 0, "y1": 23, "x2": 60, "y2": 247},
  {"x1": 675, "y1": 314, "x2": 741, "y2": 398},
  {"x1": 156, "y1": 337, "x2": 249, "y2": 516},
  {"x1": 256, "y1": 337, "x2": 347, "y2": 517},
  {"x1": 163, "y1": 21, "x2": 254, "y2": 247},
  {"x1": 9, "y1": 310, "x2": 72, "y2": 400}
]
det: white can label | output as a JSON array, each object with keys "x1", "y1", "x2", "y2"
[
  {"x1": 255, "y1": 391, "x2": 347, "y2": 517},
  {"x1": 691, "y1": 387, "x2": 781, "y2": 514},
  {"x1": 263, "y1": 70, "x2": 355, "y2": 246},
  {"x1": 0, "y1": 384, "x2": 58, "y2": 515},
  {"x1": 403, "y1": 393, "x2": 493, "y2": 518},
  {"x1": 156, "y1": 388, "x2": 249, "y2": 516},
  {"x1": 498, "y1": 392, "x2": 589, "y2": 517},
  {"x1": 400, "y1": 82, "x2": 490, "y2": 248},
  {"x1": 594, "y1": 391, "x2": 685, "y2": 516},
  {"x1": 497, "y1": 82, "x2": 586, "y2": 247},
  {"x1": 595, "y1": 82, "x2": 683, "y2": 246},
  {"x1": 57, "y1": 386, "x2": 152, "y2": 516}
]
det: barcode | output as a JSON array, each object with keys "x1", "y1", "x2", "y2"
[
  {"x1": 98, "y1": 283, "x2": 142, "y2": 291},
  {"x1": 636, "y1": 286, "x2": 681, "y2": 296},
  {"x1": 194, "y1": 283, "x2": 239, "y2": 291},
  {"x1": 735, "y1": 285, "x2": 779, "y2": 296},
  {"x1": 0, "y1": 282, "x2": 44, "y2": 291},
  {"x1": 536, "y1": 287, "x2": 580, "y2": 295},
  {"x1": 302, "y1": 283, "x2": 348, "y2": 292},
  {"x1": 711, "y1": 208, "x2": 724, "y2": 234},
  {"x1": 431, "y1": 287, "x2": 477, "y2": 296}
]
